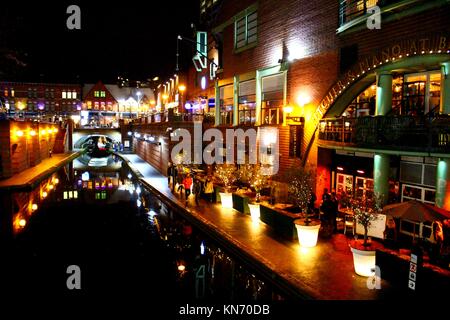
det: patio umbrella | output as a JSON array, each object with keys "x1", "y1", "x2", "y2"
[
  {"x1": 383, "y1": 200, "x2": 450, "y2": 241},
  {"x1": 383, "y1": 200, "x2": 450, "y2": 222}
]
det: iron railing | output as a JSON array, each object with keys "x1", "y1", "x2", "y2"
[
  {"x1": 318, "y1": 115, "x2": 450, "y2": 153},
  {"x1": 339, "y1": 0, "x2": 402, "y2": 26}
]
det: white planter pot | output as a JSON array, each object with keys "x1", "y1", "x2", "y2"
[
  {"x1": 294, "y1": 220, "x2": 321, "y2": 248},
  {"x1": 219, "y1": 192, "x2": 233, "y2": 209},
  {"x1": 248, "y1": 203, "x2": 260, "y2": 222},
  {"x1": 350, "y1": 247, "x2": 376, "y2": 277}
]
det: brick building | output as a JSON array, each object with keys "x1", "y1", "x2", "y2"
[
  {"x1": 81, "y1": 81, "x2": 155, "y2": 127},
  {"x1": 0, "y1": 82, "x2": 82, "y2": 120},
  {"x1": 144, "y1": 0, "x2": 450, "y2": 225}
]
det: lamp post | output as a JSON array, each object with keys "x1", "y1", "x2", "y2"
[
  {"x1": 178, "y1": 84, "x2": 186, "y2": 114},
  {"x1": 136, "y1": 91, "x2": 142, "y2": 118}
]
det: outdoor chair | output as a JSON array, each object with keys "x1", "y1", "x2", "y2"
[{"x1": 344, "y1": 214, "x2": 355, "y2": 236}]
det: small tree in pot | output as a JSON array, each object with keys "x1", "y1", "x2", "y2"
[
  {"x1": 286, "y1": 166, "x2": 320, "y2": 248},
  {"x1": 215, "y1": 164, "x2": 237, "y2": 208},
  {"x1": 287, "y1": 167, "x2": 314, "y2": 222},
  {"x1": 349, "y1": 194, "x2": 383, "y2": 277},
  {"x1": 239, "y1": 164, "x2": 270, "y2": 203}
]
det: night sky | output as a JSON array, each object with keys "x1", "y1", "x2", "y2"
[{"x1": 0, "y1": 1, "x2": 199, "y2": 84}]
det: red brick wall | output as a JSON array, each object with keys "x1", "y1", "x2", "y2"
[
  {"x1": 1, "y1": 121, "x2": 59, "y2": 179},
  {"x1": 132, "y1": 122, "x2": 199, "y2": 175},
  {"x1": 338, "y1": 5, "x2": 450, "y2": 59},
  {"x1": 0, "y1": 121, "x2": 11, "y2": 178}
]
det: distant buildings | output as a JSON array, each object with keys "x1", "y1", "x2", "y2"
[{"x1": 0, "y1": 80, "x2": 155, "y2": 127}]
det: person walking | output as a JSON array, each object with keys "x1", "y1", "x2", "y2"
[
  {"x1": 183, "y1": 174, "x2": 193, "y2": 205},
  {"x1": 192, "y1": 177, "x2": 203, "y2": 206},
  {"x1": 167, "y1": 162, "x2": 173, "y2": 187},
  {"x1": 177, "y1": 172, "x2": 184, "y2": 194},
  {"x1": 204, "y1": 176, "x2": 214, "y2": 203}
]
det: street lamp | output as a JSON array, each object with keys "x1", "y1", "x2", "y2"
[
  {"x1": 136, "y1": 91, "x2": 142, "y2": 117},
  {"x1": 178, "y1": 85, "x2": 186, "y2": 114}
]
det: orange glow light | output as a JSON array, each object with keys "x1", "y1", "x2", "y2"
[
  {"x1": 19, "y1": 219, "x2": 27, "y2": 228},
  {"x1": 16, "y1": 130, "x2": 24, "y2": 137},
  {"x1": 29, "y1": 130, "x2": 37, "y2": 137},
  {"x1": 283, "y1": 105, "x2": 294, "y2": 114}
]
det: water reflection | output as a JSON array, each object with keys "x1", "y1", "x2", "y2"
[{"x1": 3, "y1": 155, "x2": 285, "y2": 302}]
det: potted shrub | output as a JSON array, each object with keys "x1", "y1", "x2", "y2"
[
  {"x1": 240, "y1": 164, "x2": 271, "y2": 221},
  {"x1": 349, "y1": 195, "x2": 383, "y2": 277},
  {"x1": 287, "y1": 167, "x2": 320, "y2": 248},
  {"x1": 215, "y1": 164, "x2": 237, "y2": 209}
]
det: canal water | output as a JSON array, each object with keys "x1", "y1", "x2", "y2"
[{"x1": 1, "y1": 155, "x2": 285, "y2": 306}]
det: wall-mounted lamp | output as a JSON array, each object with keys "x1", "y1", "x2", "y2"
[{"x1": 284, "y1": 105, "x2": 304, "y2": 123}]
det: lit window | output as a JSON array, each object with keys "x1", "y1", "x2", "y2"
[
  {"x1": 11, "y1": 88, "x2": 14, "y2": 97},
  {"x1": 94, "y1": 91, "x2": 99, "y2": 97},
  {"x1": 100, "y1": 91, "x2": 106, "y2": 98},
  {"x1": 67, "y1": 91, "x2": 72, "y2": 99},
  {"x1": 235, "y1": 11, "x2": 257, "y2": 49},
  {"x1": 62, "y1": 91, "x2": 67, "y2": 99},
  {"x1": 261, "y1": 73, "x2": 285, "y2": 125},
  {"x1": 72, "y1": 91, "x2": 77, "y2": 99}
]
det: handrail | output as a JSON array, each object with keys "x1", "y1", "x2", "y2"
[{"x1": 318, "y1": 115, "x2": 450, "y2": 152}]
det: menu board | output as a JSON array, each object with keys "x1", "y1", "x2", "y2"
[{"x1": 356, "y1": 214, "x2": 387, "y2": 239}]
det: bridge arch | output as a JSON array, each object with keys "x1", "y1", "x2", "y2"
[{"x1": 73, "y1": 128, "x2": 122, "y2": 149}]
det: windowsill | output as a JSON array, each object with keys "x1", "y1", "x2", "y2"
[{"x1": 234, "y1": 42, "x2": 258, "y2": 54}]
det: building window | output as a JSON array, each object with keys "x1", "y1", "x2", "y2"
[
  {"x1": 336, "y1": 173, "x2": 354, "y2": 196},
  {"x1": 340, "y1": 45, "x2": 358, "y2": 74},
  {"x1": 219, "y1": 85, "x2": 234, "y2": 125},
  {"x1": 403, "y1": 72, "x2": 441, "y2": 116},
  {"x1": 238, "y1": 80, "x2": 256, "y2": 125},
  {"x1": 67, "y1": 91, "x2": 73, "y2": 99},
  {"x1": 10, "y1": 88, "x2": 14, "y2": 97},
  {"x1": 94, "y1": 91, "x2": 100, "y2": 98},
  {"x1": 87, "y1": 101, "x2": 92, "y2": 110},
  {"x1": 261, "y1": 73, "x2": 284, "y2": 125},
  {"x1": 100, "y1": 91, "x2": 106, "y2": 98},
  {"x1": 62, "y1": 91, "x2": 67, "y2": 99},
  {"x1": 72, "y1": 91, "x2": 77, "y2": 99},
  {"x1": 235, "y1": 10, "x2": 257, "y2": 49},
  {"x1": 339, "y1": 0, "x2": 378, "y2": 26},
  {"x1": 401, "y1": 184, "x2": 436, "y2": 205}
]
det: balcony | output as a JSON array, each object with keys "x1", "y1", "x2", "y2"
[
  {"x1": 338, "y1": 0, "x2": 440, "y2": 33},
  {"x1": 339, "y1": 0, "x2": 381, "y2": 26},
  {"x1": 318, "y1": 115, "x2": 450, "y2": 154}
]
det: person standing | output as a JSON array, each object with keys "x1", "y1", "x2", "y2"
[
  {"x1": 172, "y1": 165, "x2": 178, "y2": 192},
  {"x1": 192, "y1": 177, "x2": 203, "y2": 206},
  {"x1": 183, "y1": 174, "x2": 193, "y2": 205},
  {"x1": 167, "y1": 162, "x2": 173, "y2": 187},
  {"x1": 204, "y1": 176, "x2": 214, "y2": 203}
]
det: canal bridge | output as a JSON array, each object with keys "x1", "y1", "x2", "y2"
[{"x1": 72, "y1": 128, "x2": 123, "y2": 149}]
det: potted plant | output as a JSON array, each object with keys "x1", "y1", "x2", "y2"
[
  {"x1": 239, "y1": 164, "x2": 271, "y2": 221},
  {"x1": 287, "y1": 167, "x2": 320, "y2": 248},
  {"x1": 215, "y1": 164, "x2": 237, "y2": 208},
  {"x1": 349, "y1": 195, "x2": 383, "y2": 277}
]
